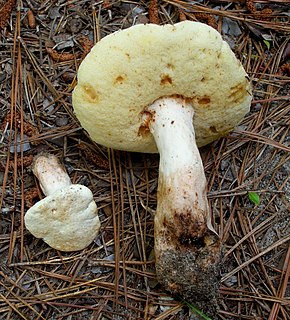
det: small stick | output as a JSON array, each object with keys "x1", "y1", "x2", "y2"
[{"x1": 148, "y1": 0, "x2": 160, "y2": 24}]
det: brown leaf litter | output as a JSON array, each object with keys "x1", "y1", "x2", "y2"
[{"x1": 0, "y1": 1, "x2": 289, "y2": 319}]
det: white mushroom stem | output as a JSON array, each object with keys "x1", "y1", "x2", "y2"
[
  {"x1": 147, "y1": 96, "x2": 215, "y2": 243},
  {"x1": 146, "y1": 96, "x2": 221, "y2": 300},
  {"x1": 32, "y1": 154, "x2": 72, "y2": 196}
]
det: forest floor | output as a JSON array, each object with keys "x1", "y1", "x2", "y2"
[{"x1": 0, "y1": 0, "x2": 289, "y2": 319}]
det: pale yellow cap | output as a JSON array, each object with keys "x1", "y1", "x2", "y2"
[{"x1": 72, "y1": 21, "x2": 252, "y2": 153}]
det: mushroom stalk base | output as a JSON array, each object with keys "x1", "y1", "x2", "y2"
[{"x1": 147, "y1": 96, "x2": 221, "y2": 303}]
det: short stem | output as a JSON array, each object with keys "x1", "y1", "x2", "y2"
[
  {"x1": 147, "y1": 96, "x2": 214, "y2": 245},
  {"x1": 32, "y1": 154, "x2": 72, "y2": 196}
]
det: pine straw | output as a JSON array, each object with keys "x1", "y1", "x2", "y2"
[{"x1": 0, "y1": 1, "x2": 289, "y2": 319}]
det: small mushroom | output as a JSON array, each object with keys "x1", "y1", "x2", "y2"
[
  {"x1": 72, "y1": 22, "x2": 252, "y2": 300},
  {"x1": 25, "y1": 154, "x2": 100, "y2": 251}
]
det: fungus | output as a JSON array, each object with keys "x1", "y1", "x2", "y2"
[
  {"x1": 72, "y1": 21, "x2": 252, "y2": 301},
  {"x1": 25, "y1": 154, "x2": 101, "y2": 251}
]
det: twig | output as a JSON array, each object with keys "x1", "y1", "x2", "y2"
[{"x1": 148, "y1": 0, "x2": 160, "y2": 24}]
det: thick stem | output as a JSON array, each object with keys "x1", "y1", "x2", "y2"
[
  {"x1": 147, "y1": 96, "x2": 221, "y2": 303},
  {"x1": 32, "y1": 154, "x2": 72, "y2": 196},
  {"x1": 148, "y1": 96, "x2": 214, "y2": 241}
]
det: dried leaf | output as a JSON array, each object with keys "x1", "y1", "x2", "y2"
[
  {"x1": 46, "y1": 47, "x2": 80, "y2": 62},
  {"x1": 282, "y1": 43, "x2": 290, "y2": 61},
  {"x1": 53, "y1": 34, "x2": 74, "y2": 50},
  {"x1": 222, "y1": 17, "x2": 242, "y2": 37}
]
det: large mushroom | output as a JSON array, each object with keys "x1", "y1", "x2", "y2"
[
  {"x1": 25, "y1": 154, "x2": 101, "y2": 251},
  {"x1": 72, "y1": 21, "x2": 252, "y2": 301}
]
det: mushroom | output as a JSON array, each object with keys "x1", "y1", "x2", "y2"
[
  {"x1": 25, "y1": 154, "x2": 101, "y2": 251},
  {"x1": 72, "y1": 21, "x2": 252, "y2": 301}
]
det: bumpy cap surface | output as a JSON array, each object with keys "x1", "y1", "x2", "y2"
[
  {"x1": 25, "y1": 185, "x2": 100, "y2": 251},
  {"x1": 72, "y1": 21, "x2": 252, "y2": 153}
]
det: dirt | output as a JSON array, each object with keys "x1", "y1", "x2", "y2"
[{"x1": 0, "y1": 1, "x2": 289, "y2": 319}]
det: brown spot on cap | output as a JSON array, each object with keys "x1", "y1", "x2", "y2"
[
  {"x1": 160, "y1": 74, "x2": 172, "y2": 85},
  {"x1": 228, "y1": 82, "x2": 247, "y2": 103},
  {"x1": 198, "y1": 96, "x2": 211, "y2": 105},
  {"x1": 83, "y1": 85, "x2": 99, "y2": 102},
  {"x1": 138, "y1": 110, "x2": 153, "y2": 137},
  {"x1": 114, "y1": 75, "x2": 126, "y2": 84},
  {"x1": 166, "y1": 63, "x2": 175, "y2": 70},
  {"x1": 138, "y1": 125, "x2": 150, "y2": 137}
]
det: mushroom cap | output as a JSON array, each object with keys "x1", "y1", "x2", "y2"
[
  {"x1": 72, "y1": 21, "x2": 252, "y2": 153},
  {"x1": 24, "y1": 185, "x2": 100, "y2": 251}
]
